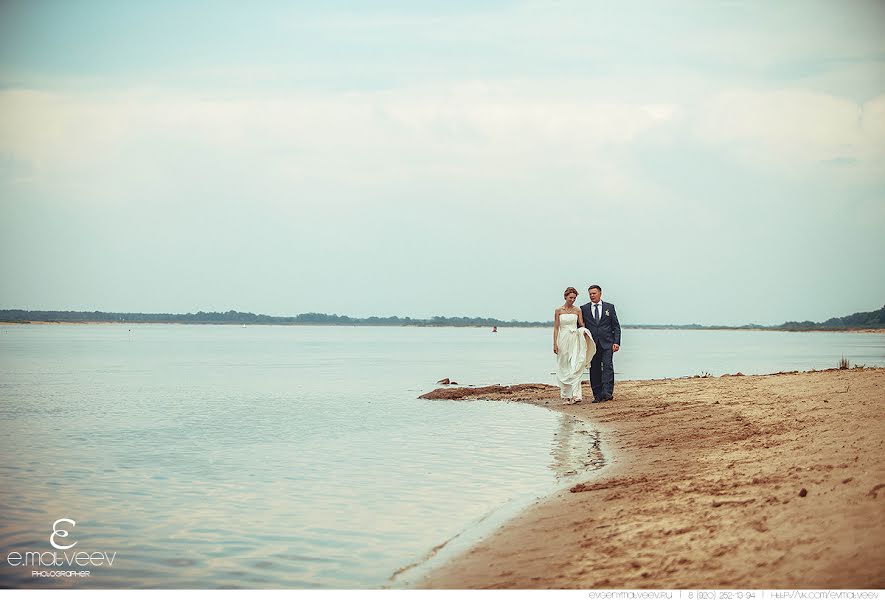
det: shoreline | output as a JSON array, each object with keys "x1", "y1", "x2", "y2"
[
  {"x1": 418, "y1": 368, "x2": 885, "y2": 588},
  {"x1": 391, "y1": 404, "x2": 611, "y2": 588},
  {"x1": 2, "y1": 321, "x2": 884, "y2": 333}
]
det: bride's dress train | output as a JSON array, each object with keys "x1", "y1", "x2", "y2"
[{"x1": 555, "y1": 313, "x2": 595, "y2": 400}]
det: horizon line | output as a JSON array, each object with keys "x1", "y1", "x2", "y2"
[{"x1": 2, "y1": 307, "x2": 876, "y2": 330}]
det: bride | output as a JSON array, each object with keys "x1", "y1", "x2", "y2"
[{"x1": 553, "y1": 287, "x2": 595, "y2": 404}]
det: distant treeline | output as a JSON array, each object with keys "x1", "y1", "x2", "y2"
[
  {"x1": 0, "y1": 309, "x2": 549, "y2": 328},
  {"x1": 777, "y1": 304, "x2": 885, "y2": 331},
  {"x1": 1, "y1": 305, "x2": 883, "y2": 330}
]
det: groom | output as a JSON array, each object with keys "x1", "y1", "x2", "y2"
[{"x1": 580, "y1": 284, "x2": 622, "y2": 403}]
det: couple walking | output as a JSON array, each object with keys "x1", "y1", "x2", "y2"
[{"x1": 553, "y1": 285, "x2": 621, "y2": 405}]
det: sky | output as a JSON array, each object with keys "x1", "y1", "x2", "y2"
[{"x1": 1, "y1": 1, "x2": 883, "y2": 326}]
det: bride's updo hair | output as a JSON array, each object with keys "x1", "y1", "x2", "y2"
[{"x1": 563, "y1": 286, "x2": 578, "y2": 298}]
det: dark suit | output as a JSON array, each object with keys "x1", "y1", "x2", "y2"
[{"x1": 580, "y1": 301, "x2": 622, "y2": 400}]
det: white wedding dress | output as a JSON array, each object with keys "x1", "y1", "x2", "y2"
[{"x1": 555, "y1": 313, "x2": 595, "y2": 400}]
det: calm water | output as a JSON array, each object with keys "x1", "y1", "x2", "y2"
[{"x1": 1, "y1": 324, "x2": 883, "y2": 589}]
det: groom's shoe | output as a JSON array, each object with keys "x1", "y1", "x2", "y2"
[
  {"x1": 591, "y1": 397, "x2": 604, "y2": 404},
  {"x1": 603, "y1": 394, "x2": 614, "y2": 401}
]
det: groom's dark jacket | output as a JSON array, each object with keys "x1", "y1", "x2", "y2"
[{"x1": 580, "y1": 301, "x2": 622, "y2": 351}]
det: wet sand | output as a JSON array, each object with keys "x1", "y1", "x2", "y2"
[{"x1": 418, "y1": 368, "x2": 885, "y2": 589}]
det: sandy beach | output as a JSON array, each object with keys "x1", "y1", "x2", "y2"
[{"x1": 418, "y1": 368, "x2": 885, "y2": 589}]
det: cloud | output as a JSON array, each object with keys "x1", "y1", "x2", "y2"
[
  {"x1": 0, "y1": 82, "x2": 681, "y2": 191},
  {"x1": 691, "y1": 89, "x2": 885, "y2": 175},
  {"x1": 2, "y1": 78, "x2": 882, "y2": 217}
]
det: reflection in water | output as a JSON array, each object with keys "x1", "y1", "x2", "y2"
[
  {"x1": 389, "y1": 411, "x2": 608, "y2": 588},
  {"x1": 550, "y1": 413, "x2": 605, "y2": 479}
]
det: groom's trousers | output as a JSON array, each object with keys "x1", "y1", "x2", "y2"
[{"x1": 589, "y1": 345, "x2": 615, "y2": 400}]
